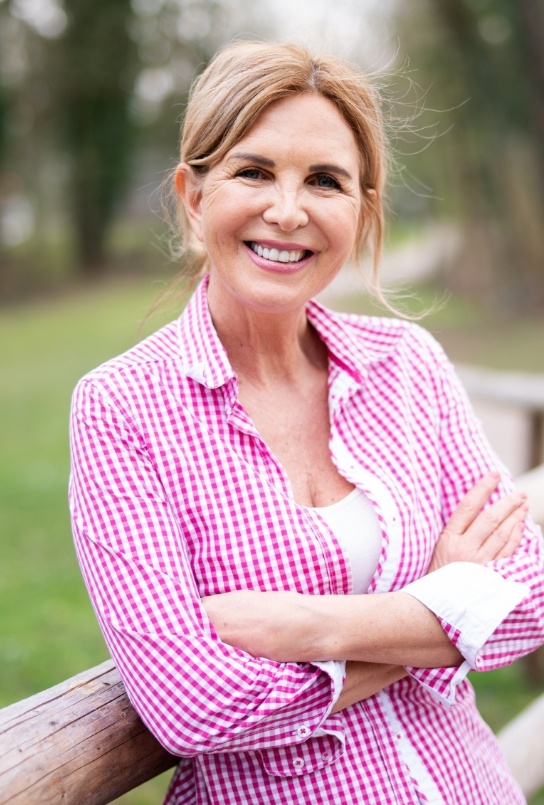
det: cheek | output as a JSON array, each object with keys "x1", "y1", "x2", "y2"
[
  {"x1": 201, "y1": 188, "x2": 252, "y2": 245},
  {"x1": 326, "y1": 201, "x2": 361, "y2": 248}
]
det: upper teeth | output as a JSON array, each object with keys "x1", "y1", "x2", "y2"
[{"x1": 250, "y1": 242, "x2": 306, "y2": 263}]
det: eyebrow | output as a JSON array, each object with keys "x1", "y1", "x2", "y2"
[
  {"x1": 227, "y1": 152, "x2": 276, "y2": 168},
  {"x1": 309, "y1": 163, "x2": 353, "y2": 180},
  {"x1": 227, "y1": 152, "x2": 353, "y2": 180}
]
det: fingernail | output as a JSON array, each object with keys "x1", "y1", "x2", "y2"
[{"x1": 490, "y1": 470, "x2": 500, "y2": 479}]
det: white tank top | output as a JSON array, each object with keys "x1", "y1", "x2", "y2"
[{"x1": 310, "y1": 487, "x2": 382, "y2": 593}]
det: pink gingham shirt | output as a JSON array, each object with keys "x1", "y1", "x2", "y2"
[{"x1": 70, "y1": 277, "x2": 544, "y2": 804}]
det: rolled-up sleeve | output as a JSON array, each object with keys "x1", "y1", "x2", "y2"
[
  {"x1": 402, "y1": 331, "x2": 544, "y2": 707},
  {"x1": 69, "y1": 378, "x2": 344, "y2": 757}
]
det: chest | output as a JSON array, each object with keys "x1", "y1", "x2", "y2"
[
  {"x1": 237, "y1": 377, "x2": 354, "y2": 507},
  {"x1": 137, "y1": 372, "x2": 443, "y2": 597}
]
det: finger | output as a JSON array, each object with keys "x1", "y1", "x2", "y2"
[
  {"x1": 464, "y1": 493, "x2": 527, "y2": 546},
  {"x1": 495, "y1": 520, "x2": 526, "y2": 560},
  {"x1": 444, "y1": 471, "x2": 501, "y2": 535},
  {"x1": 474, "y1": 505, "x2": 527, "y2": 563}
]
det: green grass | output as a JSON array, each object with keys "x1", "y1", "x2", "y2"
[
  {"x1": 0, "y1": 278, "x2": 181, "y2": 704},
  {"x1": 1, "y1": 275, "x2": 543, "y2": 804}
]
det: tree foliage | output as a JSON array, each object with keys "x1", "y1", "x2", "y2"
[
  {"x1": 393, "y1": 0, "x2": 544, "y2": 310},
  {"x1": 1, "y1": 0, "x2": 244, "y2": 279},
  {"x1": 54, "y1": 0, "x2": 138, "y2": 274}
]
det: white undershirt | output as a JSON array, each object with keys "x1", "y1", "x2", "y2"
[{"x1": 310, "y1": 487, "x2": 382, "y2": 594}]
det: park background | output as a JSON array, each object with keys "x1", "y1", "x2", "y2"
[{"x1": 1, "y1": 0, "x2": 543, "y2": 802}]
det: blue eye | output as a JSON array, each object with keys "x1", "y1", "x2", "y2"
[
  {"x1": 237, "y1": 168, "x2": 264, "y2": 180},
  {"x1": 314, "y1": 173, "x2": 341, "y2": 190}
]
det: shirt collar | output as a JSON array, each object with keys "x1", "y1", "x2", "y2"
[
  {"x1": 177, "y1": 275, "x2": 235, "y2": 389},
  {"x1": 306, "y1": 297, "x2": 406, "y2": 380},
  {"x1": 177, "y1": 275, "x2": 406, "y2": 389}
]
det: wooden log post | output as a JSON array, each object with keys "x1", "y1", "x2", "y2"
[{"x1": 0, "y1": 660, "x2": 178, "y2": 805}]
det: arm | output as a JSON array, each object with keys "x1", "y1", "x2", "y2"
[
  {"x1": 203, "y1": 471, "x2": 527, "y2": 667},
  {"x1": 70, "y1": 378, "x2": 344, "y2": 757},
  {"x1": 403, "y1": 332, "x2": 544, "y2": 676},
  {"x1": 331, "y1": 662, "x2": 408, "y2": 713}
]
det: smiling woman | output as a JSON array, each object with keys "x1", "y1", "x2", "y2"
[
  {"x1": 69, "y1": 40, "x2": 544, "y2": 805},
  {"x1": 176, "y1": 92, "x2": 362, "y2": 323}
]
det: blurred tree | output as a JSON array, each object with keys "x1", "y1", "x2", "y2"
[
  {"x1": 0, "y1": 0, "x2": 15, "y2": 269},
  {"x1": 517, "y1": 0, "x2": 544, "y2": 182},
  {"x1": 0, "y1": 0, "x2": 12, "y2": 171},
  {"x1": 53, "y1": 0, "x2": 256, "y2": 276},
  {"x1": 393, "y1": 0, "x2": 544, "y2": 311},
  {"x1": 54, "y1": 0, "x2": 138, "y2": 275}
]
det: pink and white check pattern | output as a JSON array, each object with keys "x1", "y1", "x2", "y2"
[{"x1": 70, "y1": 278, "x2": 543, "y2": 804}]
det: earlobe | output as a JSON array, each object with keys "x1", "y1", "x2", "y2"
[{"x1": 175, "y1": 163, "x2": 204, "y2": 242}]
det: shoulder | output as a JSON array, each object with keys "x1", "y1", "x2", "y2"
[
  {"x1": 72, "y1": 318, "x2": 183, "y2": 406},
  {"x1": 84, "y1": 319, "x2": 181, "y2": 378},
  {"x1": 316, "y1": 303, "x2": 447, "y2": 366}
]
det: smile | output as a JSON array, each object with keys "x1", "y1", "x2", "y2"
[{"x1": 247, "y1": 242, "x2": 310, "y2": 263}]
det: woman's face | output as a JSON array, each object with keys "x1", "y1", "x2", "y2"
[{"x1": 178, "y1": 92, "x2": 363, "y2": 319}]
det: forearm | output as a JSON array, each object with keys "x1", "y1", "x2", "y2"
[
  {"x1": 331, "y1": 662, "x2": 408, "y2": 714},
  {"x1": 204, "y1": 589, "x2": 462, "y2": 668},
  {"x1": 297, "y1": 591, "x2": 462, "y2": 668}
]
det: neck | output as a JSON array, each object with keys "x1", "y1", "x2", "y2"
[{"x1": 208, "y1": 295, "x2": 326, "y2": 386}]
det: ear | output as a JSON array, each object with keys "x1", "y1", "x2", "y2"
[{"x1": 175, "y1": 163, "x2": 204, "y2": 242}]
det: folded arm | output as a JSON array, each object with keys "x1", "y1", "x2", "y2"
[{"x1": 203, "y1": 472, "x2": 528, "y2": 707}]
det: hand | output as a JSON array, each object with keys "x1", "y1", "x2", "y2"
[
  {"x1": 331, "y1": 662, "x2": 408, "y2": 713},
  {"x1": 428, "y1": 471, "x2": 527, "y2": 573}
]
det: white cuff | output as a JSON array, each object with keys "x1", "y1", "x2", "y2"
[
  {"x1": 402, "y1": 563, "x2": 529, "y2": 667},
  {"x1": 312, "y1": 660, "x2": 346, "y2": 736}
]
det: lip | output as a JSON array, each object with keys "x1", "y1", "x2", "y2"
[{"x1": 243, "y1": 242, "x2": 315, "y2": 274}]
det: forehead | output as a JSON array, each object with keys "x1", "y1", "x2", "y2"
[{"x1": 228, "y1": 93, "x2": 360, "y2": 169}]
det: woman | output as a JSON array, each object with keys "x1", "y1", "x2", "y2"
[{"x1": 69, "y1": 41, "x2": 544, "y2": 804}]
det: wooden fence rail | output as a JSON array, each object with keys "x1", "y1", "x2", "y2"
[
  {"x1": 0, "y1": 661, "x2": 176, "y2": 804},
  {"x1": 1, "y1": 365, "x2": 543, "y2": 803},
  {"x1": 2, "y1": 656, "x2": 544, "y2": 804},
  {"x1": 458, "y1": 364, "x2": 544, "y2": 467}
]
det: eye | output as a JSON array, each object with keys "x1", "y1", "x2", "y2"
[
  {"x1": 236, "y1": 167, "x2": 266, "y2": 181},
  {"x1": 311, "y1": 173, "x2": 342, "y2": 190}
]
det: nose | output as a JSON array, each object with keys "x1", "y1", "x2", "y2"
[{"x1": 262, "y1": 185, "x2": 309, "y2": 231}]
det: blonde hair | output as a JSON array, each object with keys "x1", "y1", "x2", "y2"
[{"x1": 173, "y1": 40, "x2": 388, "y2": 290}]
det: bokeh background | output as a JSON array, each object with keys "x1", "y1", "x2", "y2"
[{"x1": 1, "y1": 1, "x2": 544, "y2": 802}]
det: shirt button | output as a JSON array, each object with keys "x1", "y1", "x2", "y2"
[
  {"x1": 295, "y1": 724, "x2": 311, "y2": 738},
  {"x1": 321, "y1": 750, "x2": 332, "y2": 761},
  {"x1": 293, "y1": 757, "x2": 305, "y2": 770}
]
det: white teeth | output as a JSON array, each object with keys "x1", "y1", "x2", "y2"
[{"x1": 250, "y1": 242, "x2": 306, "y2": 263}]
